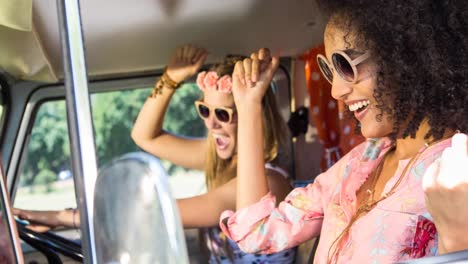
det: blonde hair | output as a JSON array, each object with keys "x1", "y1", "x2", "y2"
[{"x1": 203, "y1": 55, "x2": 288, "y2": 190}]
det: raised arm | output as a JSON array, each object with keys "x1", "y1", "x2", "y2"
[
  {"x1": 231, "y1": 48, "x2": 280, "y2": 209},
  {"x1": 218, "y1": 48, "x2": 337, "y2": 254},
  {"x1": 131, "y1": 45, "x2": 209, "y2": 170}
]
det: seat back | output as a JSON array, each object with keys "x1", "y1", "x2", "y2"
[{"x1": 93, "y1": 152, "x2": 189, "y2": 264}]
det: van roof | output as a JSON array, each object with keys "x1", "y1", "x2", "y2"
[{"x1": 0, "y1": 0, "x2": 325, "y2": 83}]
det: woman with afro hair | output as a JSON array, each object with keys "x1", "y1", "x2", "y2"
[{"x1": 219, "y1": 0, "x2": 468, "y2": 263}]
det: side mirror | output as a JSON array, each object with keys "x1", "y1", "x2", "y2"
[{"x1": 93, "y1": 152, "x2": 189, "y2": 263}]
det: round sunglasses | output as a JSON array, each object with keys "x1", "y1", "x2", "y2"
[
  {"x1": 194, "y1": 101, "x2": 236, "y2": 123},
  {"x1": 316, "y1": 50, "x2": 370, "y2": 84}
]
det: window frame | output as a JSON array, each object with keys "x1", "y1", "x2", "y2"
[
  {"x1": 7, "y1": 75, "x2": 158, "y2": 200},
  {"x1": 0, "y1": 76, "x2": 12, "y2": 146}
]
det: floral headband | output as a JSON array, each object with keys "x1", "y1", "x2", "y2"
[{"x1": 196, "y1": 71, "x2": 232, "y2": 93}]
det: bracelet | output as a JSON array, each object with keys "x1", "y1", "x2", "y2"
[
  {"x1": 149, "y1": 68, "x2": 182, "y2": 98},
  {"x1": 72, "y1": 208, "x2": 77, "y2": 229},
  {"x1": 161, "y1": 67, "x2": 182, "y2": 89},
  {"x1": 149, "y1": 79, "x2": 166, "y2": 98}
]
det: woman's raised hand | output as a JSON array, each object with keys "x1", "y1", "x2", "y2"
[
  {"x1": 166, "y1": 45, "x2": 208, "y2": 83},
  {"x1": 232, "y1": 48, "x2": 280, "y2": 107},
  {"x1": 423, "y1": 133, "x2": 468, "y2": 253}
]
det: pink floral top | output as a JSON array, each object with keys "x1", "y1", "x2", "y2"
[{"x1": 220, "y1": 137, "x2": 453, "y2": 263}]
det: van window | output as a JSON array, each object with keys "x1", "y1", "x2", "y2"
[
  {"x1": 14, "y1": 83, "x2": 207, "y2": 212},
  {"x1": 14, "y1": 100, "x2": 74, "y2": 210}
]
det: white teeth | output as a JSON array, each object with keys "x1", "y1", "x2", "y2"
[
  {"x1": 213, "y1": 134, "x2": 226, "y2": 139},
  {"x1": 348, "y1": 100, "x2": 370, "y2": 112}
]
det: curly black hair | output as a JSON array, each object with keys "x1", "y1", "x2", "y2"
[{"x1": 317, "y1": 0, "x2": 468, "y2": 140}]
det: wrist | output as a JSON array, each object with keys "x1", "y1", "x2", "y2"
[
  {"x1": 236, "y1": 102, "x2": 262, "y2": 115},
  {"x1": 149, "y1": 78, "x2": 177, "y2": 98},
  {"x1": 72, "y1": 209, "x2": 78, "y2": 229},
  {"x1": 165, "y1": 70, "x2": 186, "y2": 84},
  {"x1": 62, "y1": 208, "x2": 78, "y2": 228}
]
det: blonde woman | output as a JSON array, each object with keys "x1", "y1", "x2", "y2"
[
  {"x1": 132, "y1": 45, "x2": 294, "y2": 263},
  {"x1": 15, "y1": 45, "x2": 295, "y2": 263}
]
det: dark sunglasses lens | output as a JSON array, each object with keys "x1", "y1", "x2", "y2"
[
  {"x1": 332, "y1": 53, "x2": 354, "y2": 81},
  {"x1": 198, "y1": 104, "x2": 210, "y2": 118},
  {"x1": 317, "y1": 57, "x2": 333, "y2": 83},
  {"x1": 214, "y1": 109, "x2": 230, "y2": 122}
]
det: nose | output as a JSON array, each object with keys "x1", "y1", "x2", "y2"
[
  {"x1": 204, "y1": 114, "x2": 221, "y2": 130},
  {"x1": 331, "y1": 77, "x2": 353, "y2": 101}
]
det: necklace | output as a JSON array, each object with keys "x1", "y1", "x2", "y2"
[
  {"x1": 327, "y1": 138, "x2": 447, "y2": 263},
  {"x1": 356, "y1": 145, "x2": 398, "y2": 215}
]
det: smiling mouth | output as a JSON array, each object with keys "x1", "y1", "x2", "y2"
[
  {"x1": 349, "y1": 100, "x2": 370, "y2": 113},
  {"x1": 213, "y1": 134, "x2": 230, "y2": 150}
]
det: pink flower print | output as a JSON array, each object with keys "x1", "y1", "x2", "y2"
[
  {"x1": 196, "y1": 71, "x2": 207, "y2": 91},
  {"x1": 204, "y1": 71, "x2": 219, "y2": 90},
  {"x1": 217, "y1": 75, "x2": 233, "y2": 93},
  {"x1": 401, "y1": 218, "x2": 436, "y2": 258}
]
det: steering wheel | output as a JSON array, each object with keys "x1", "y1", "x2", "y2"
[{"x1": 16, "y1": 220, "x2": 83, "y2": 262}]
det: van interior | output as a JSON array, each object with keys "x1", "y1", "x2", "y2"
[{"x1": 1, "y1": 1, "x2": 465, "y2": 263}]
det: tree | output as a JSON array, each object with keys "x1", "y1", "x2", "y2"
[
  {"x1": 21, "y1": 101, "x2": 70, "y2": 188},
  {"x1": 35, "y1": 169, "x2": 57, "y2": 193},
  {"x1": 91, "y1": 83, "x2": 206, "y2": 173},
  {"x1": 163, "y1": 83, "x2": 206, "y2": 138},
  {"x1": 20, "y1": 82, "x2": 206, "y2": 188}
]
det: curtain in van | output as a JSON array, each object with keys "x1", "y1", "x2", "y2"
[
  {"x1": 301, "y1": 45, "x2": 364, "y2": 171},
  {"x1": 0, "y1": 0, "x2": 57, "y2": 82}
]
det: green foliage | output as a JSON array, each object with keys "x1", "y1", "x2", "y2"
[
  {"x1": 21, "y1": 101, "x2": 70, "y2": 187},
  {"x1": 162, "y1": 83, "x2": 206, "y2": 173},
  {"x1": 21, "y1": 82, "x2": 206, "y2": 187},
  {"x1": 163, "y1": 83, "x2": 206, "y2": 138},
  {"x1": 92, "y1": 88, "x2": 151, "y2": 165},
  {"x1": 35, "y1": 169, "x2": 57, "y2": 192}
]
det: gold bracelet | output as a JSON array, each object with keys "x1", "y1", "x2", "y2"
[
  {"x1": 161, "y1": 67, "x2": 182, "y2": 89},
  {"x1": 149, "y1": 79, "x2": 165, "y2": 98},
  {"x1": 149, "y1": 70, "x2": 182, "y2": 98}
]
